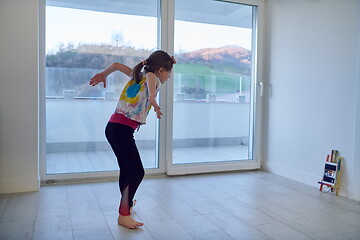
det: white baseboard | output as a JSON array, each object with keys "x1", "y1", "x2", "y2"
[
  {"x1": 352, "y1": 189, "x2": 360, "y2": 201},
  {"x1": 0, "y1": 177, "x2": 40, "y2": 194},
  {"x1": 167, "y1": 161, "x2": 260, "y2": 176},
  {"x1": 262, "y1": 162, "x2": 354, "y2": 199},
  {"x1": 262, "y1": 162, "x2": 319, "y2": 187}
]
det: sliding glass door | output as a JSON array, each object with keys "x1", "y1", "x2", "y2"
[
  {"x1": 44, "y1": 0, "x2": 160, "y2": 176},
  {"x1": 167, "y1": 0, "x2": 261, "y2": 174},
  {"x1": 41, "y1": 0, "x2": 263, "y2": 180}
]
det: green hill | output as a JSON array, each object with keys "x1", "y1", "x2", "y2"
[{"x1": 173, "y1": 63, "x2": 250, "y2": 93}]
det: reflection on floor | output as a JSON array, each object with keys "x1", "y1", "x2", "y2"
[
  {"x1": 1, "y1": 171, "x2": 360, "y2": 240},
  {"x1": 46, "y1": 145, "x2": 249, "y2": 174}
]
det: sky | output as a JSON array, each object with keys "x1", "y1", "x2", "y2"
[{"x1": 46, "y1": 6, "x2": 252, "y2": 54}]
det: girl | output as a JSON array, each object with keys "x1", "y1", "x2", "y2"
[{"x1": 90, "y1": 50, "x2": 176, "y2": 229}]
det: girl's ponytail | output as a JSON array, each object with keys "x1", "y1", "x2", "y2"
[
  {"x1": 132, "y1": 61, "x2": 144, "y2": 84},
  {"x1": 132, "y1": 50, "x2": 174, "y2": 83}
]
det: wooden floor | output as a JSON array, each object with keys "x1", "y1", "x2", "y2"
[
  {"x1": 46, "y1": 145, "x2": 249, "y2": 174},
  {"x1": 1, "y1": 171, "x2": 360, "y2": 240}
]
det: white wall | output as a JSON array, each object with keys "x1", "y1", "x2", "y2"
[
  {"x1": 264, "y1": 0, "x2": 360, "y2": 200},
  {"x1": 0, "y1": 0, "x2": 40, "y2": 193},
  {"x1": 354, "y1": 22, "x2": 360, "y2": 201}
]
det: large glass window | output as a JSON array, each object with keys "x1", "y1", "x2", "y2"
[
  {"x1": 43, "y1": 0, "x2": 261, "y2": 178},
  {"x1": 45, "y1": 0, "x2": 159, "y2": 174},
  {"x1": 172, "y1": 0, "x2": 255, "y2": 164}
]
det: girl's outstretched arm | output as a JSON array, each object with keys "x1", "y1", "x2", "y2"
[
  {"x1": 146, "y1": 72, "x2": 162, "y2": 119},
  {"x1": 103, "y1": 62, "x2": 132, "y2": 77},
  {"x1": 90, "y1": 63, "x2": 132, "y2": 88}
]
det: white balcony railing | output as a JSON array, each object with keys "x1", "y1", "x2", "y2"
[{"x1": 46, "y1": 99, "x2": 251, "y2": 152}]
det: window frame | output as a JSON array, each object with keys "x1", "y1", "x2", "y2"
[
  {"x1": 39, "y1": 0, "x2": 266, "y2": 181},
  {"x1": 164, "y1": 0, "x2": 265, "y2": 175}
]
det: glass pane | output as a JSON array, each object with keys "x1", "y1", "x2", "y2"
[
  {"x1": 173, "y1": 0, "x2": 255, "y2": 164},
  {"x1": 45, "y1": 0, "x2": 159, "y2": 174}
]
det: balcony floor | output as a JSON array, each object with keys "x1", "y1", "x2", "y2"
[{"x1": 46, "y1": 145, "x2": 249, "y2": 174}]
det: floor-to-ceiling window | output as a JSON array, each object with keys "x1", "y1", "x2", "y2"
[
  {"x1": 41, "y1": 0, "x2": 263, "y2": 179},
  {"x1": 167, "y1": 0, "x2": 260, "y2": 174},
  {"x1": 45, "y1": 0, "x2": 159, "y2": 175}
]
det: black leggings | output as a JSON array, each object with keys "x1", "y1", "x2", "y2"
[{"x1": 105, "y1": 122, "x2": 145, "y2": 216}]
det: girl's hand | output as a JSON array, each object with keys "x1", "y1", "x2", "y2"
[
  {"x1": 90, "y1": 72, "x2": 107, "y2": 88},
  {"x1": 149, "y1": 97, "x2": 163, "y2": 119},
  {"x1": 154, "y1": 107, "x2": 163, "y2": 119}
]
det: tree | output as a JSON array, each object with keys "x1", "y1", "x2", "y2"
[{"x1": 111, "y1": 31, "x2": 124, "y2": 47}]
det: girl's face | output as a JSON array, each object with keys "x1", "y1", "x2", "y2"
[{"x1": 156, "y1": 67, "x2": 171, "y2": 84}]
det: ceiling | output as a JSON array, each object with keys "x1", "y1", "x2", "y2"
[{"x1": 47, "y1": 0, "x2": 254, "y2": 28}]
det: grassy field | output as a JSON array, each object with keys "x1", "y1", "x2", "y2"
[{"x1": 173, "y1": 63, "x2": 250, "y2": 93}]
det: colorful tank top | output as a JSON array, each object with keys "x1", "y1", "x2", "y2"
[{"x1": 115, "y1": 74, "x2": 160, "y2": 125}]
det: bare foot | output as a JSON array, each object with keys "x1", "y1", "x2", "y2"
[{"x1": 118, "y1": 215, "x2": 144, "y2": 229}]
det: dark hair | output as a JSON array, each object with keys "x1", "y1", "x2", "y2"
[{"x1": 132, "y1": 50, "x2": 174, "y2": 84}]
